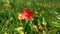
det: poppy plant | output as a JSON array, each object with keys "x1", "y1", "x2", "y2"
[{"x1": 22, "y1": 8, "x2": 34, "y2": 20}]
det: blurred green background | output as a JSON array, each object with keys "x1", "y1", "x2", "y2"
[{"x1": 0, "y1": 0, "x2": 60, "y2": 34}]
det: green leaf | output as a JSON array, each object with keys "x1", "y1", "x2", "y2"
[{"x1": 42, "y1": 17, "x2": 47, "y2": 25}]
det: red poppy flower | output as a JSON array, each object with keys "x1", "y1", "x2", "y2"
[{"x1": 22, "y1": 8, "x2": 34, "y2": 20}]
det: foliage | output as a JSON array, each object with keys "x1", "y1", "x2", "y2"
[{"x1": 0, "y1": 0, "x2": 60, "y2": 34}]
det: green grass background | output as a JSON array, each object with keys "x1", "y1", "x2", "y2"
[{"x1": 0, "y1": 0, "x2": 60, "y2": 34}]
